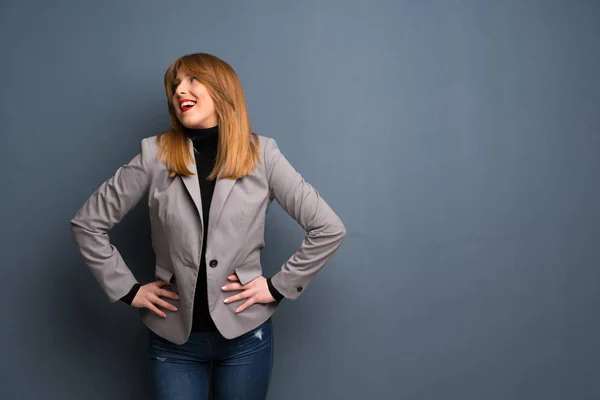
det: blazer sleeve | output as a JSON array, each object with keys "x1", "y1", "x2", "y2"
[
  {"x1": 69, "y1": 138, "x2": 152, "y2": 303},
  {"x1": 265, "y1": 138, "x2": 346, "y2": 300}
]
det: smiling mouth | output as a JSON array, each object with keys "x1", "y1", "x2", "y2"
[{"x1": 180, "y1": 100, "x2": 196, "y2": 112}]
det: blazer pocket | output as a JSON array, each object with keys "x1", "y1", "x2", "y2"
[
  {"x1": 234, "y1": 258, "x2": 262, "y2": 285},
  {"x1": 155, "y1": 264, "x2": 175, "y2": 284}
]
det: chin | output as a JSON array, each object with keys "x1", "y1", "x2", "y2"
[
  {"x1": 180, "y1": 117, "x2": 204, "y2": 129},
  {"x1": 184, "y1": 122, "x2": 206, "y2": 129}
]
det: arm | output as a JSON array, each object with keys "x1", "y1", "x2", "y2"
[
  {"x1": 265, "y1": 138, "x2": 346, "y2": 300},
  {"x1": 120, "y1": 283, "x2": 142, "y2": 305},
  {"x1": 266, "y1": 277, "x2": 284, "y2": 304},
  {"x1": 70, "y1": 138, "x2": 152, "y2": 303}
]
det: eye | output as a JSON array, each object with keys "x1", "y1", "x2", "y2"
[{"x1": 190, "y1": 77, "x2": 197, "y2": 83}]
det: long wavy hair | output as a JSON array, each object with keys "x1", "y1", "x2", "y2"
[{"x1": 157, "y1": 53, "x2": 261, "y2": 180}]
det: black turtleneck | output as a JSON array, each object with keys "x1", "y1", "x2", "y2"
[
  {"x1": 120, "y1": 126, "x2": 283, "y2": 331},
  {"x1": 186, "y1": 124, "x2": 220, "y2": 331}
]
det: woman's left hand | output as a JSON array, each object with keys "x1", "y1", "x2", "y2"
[{"x1": 221, "y1": 275, "x2": 276, "y2": 313}]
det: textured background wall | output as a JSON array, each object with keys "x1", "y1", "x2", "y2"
[{"x1": 1, "y1": 1, "x2": 599, "y2": 399}]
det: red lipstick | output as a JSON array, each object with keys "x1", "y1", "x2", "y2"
[{"x1": 179, "y1": 99, "x2": 196, "y2": 113}]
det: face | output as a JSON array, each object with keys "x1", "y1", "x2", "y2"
[{"x1": 171, "y1": 70, "x2": 218, "y2": 129}]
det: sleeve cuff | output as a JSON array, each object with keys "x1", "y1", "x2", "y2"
[
  {"x1": 119, "y1": 283, "x2": 141, "y2": 306},
  {"x1": 267, "y1": 277, "x2": 284, "y2": 304}
]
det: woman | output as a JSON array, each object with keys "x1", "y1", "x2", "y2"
[{"x1": 70, "y1": 52, "x2": 346, "y2": 399}]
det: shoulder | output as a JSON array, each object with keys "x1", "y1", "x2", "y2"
[
  {"x1": 138, "y1": 134, "x2": 166, "y2": 161},
  {"x1": 255, "y1": 134, "x2": 271, "y2": 150},
  {"x1": 135, "y1": 135, "x2": 165, "y2": 175},
  {"x1": 254, "y1": 134, "x2": 280, "y2": 160},
  {"x1": 141, "y1": 134, "x2": 162, "y2": 153}
]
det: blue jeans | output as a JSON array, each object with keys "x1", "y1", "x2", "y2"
[{"x1": 148, "y1": 318, "x2": 274, "y2": 400}]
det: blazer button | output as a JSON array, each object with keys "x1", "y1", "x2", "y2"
[
  {"x1": 296, "y1": 286, "x2": 303, "y2": 292},
  {"x1": 209, "y1": 259, "x2": 218, "y2": 268}
]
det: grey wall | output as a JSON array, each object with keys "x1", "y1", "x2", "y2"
[{"x1": 1, "y1": 1, "x2": 599, "y2": 399}]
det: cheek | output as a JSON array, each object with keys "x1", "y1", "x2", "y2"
[
  {"x1": 194, "y1": 98, "x2": 213, "y2": 115},
  {"x1": 201, "y1": 97, "x2": 216, "y2": 114},
  {"x1": 171, "y1": 98, "x2": 180, "y2": 112}
]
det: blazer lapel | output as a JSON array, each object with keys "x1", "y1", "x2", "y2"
[
  {"x1": 181, "y1": 139, "x2": 204, "y2": 229},
  {"x1": 180, "y1": 138, "x2": 237, "y2": 238},
  {"x1": 208, "y1": 173, "x2": 237, "y2": 239}
]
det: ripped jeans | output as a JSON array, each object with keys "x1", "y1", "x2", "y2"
[{"x1": 148, "y1": 318, "x2": 274, "y2": 400}]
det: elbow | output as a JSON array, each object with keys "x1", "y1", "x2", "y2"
[
  {"x1": 330, "y1": 217, "x2": 346, "y2": 242},
  {"x1": 69, "y1": 217, "x2": 77, "y2": 232},
  {"x1": 69, "y1": 215, "x2": 83, "y2": 233},
  {"x1": 69, "y1": 213, "x2": 93, "y2": 238},
  {"x1": 69, "y1": 217, "x2": 83, "y2": 241},
  {"x1": 337, "y1": 220, "x2": 347, "y2": 241},
  {"x1": 319, "y1": 207, "x2": 346, "y2": 242},
  {"x1": 307, "y1": 218, "x2": 346, "y2": 244}
]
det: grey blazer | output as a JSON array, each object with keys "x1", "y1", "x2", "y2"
[{"x1": 70, "y1": 134, "x2": 346, "y2": 344}]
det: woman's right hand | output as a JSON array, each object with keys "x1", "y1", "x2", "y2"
[{"x1": 131, "y1": 280, "x2": 179, "y2": 318}]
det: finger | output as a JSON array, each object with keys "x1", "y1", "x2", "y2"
[
  {"x1": 221, "y1": 282, "x2": 244, "y2": 291},
  {"x1": 154, "y1": 280, "x2": 170, "y2": 288},
  {"x1": 224, "y1": 290, "x2": 252, "y2": 304},
  {"x1": 152, "y1": 296, "x2": 178, "y2": 312},
  {"x1": 236, "y1": 298, "x2": 255, "y2": 313},
  {"x1": 227, "y1": 275, "x2": 239, "y2": 281},
  {"x1": 145, "y1": 301, "x2": 166, "y2": 318},
  {"x1": 159, "y1": 289, "x2": 180, "y2": 300}
]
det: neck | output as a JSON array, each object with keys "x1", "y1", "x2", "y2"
[
  {"x1": 183, "y1": 124, "x2": 219, "y2": 140},
  {"x1": 183, "y1": 124, "x2": 219, "y2": 160}
]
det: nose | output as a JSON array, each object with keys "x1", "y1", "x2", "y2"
[{"x1": 174, "y1": 82, "x2": 188, "y2": 96}]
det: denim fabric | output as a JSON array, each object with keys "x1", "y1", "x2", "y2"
[{"x1": 149, "y1": 318, "x2": 274, "y2": 400}]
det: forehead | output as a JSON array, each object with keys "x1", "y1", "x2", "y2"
[{"x1": 174, "y1": 69, "x2": 191, "y2": 80}]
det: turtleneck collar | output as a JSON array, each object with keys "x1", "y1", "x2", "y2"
[{"x1": 183, "y1": 124, "x2": 219, "y2": 160}]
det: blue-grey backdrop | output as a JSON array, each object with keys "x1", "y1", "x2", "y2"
[{"x1": 1, "y1": 1, "x2": 599, "y2": 399}]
